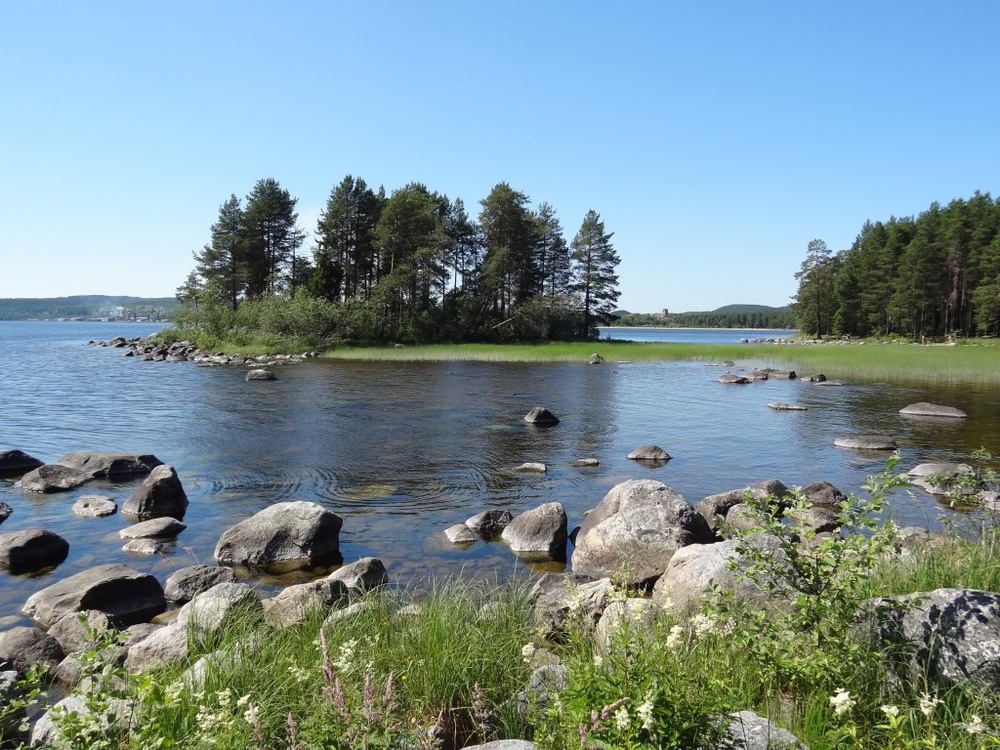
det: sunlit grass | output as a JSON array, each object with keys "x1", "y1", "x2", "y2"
[{"x1": 322, "y1": 339, "x2": 1000, "y2": 384}]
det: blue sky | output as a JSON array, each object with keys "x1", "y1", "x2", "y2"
[{"x1": 2, "y1": 2, "x2": 998, "y2": 313}]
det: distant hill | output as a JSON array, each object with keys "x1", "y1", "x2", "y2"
[
  {"x1": 614, "y1": 303, "x2": 796, "y2": 329},
  {"x1": 0, "y1": 295, "x2": 179, "y2": 321},
  {"x1": 711, "y1": 303, "x2": 792, "y2": 314}
]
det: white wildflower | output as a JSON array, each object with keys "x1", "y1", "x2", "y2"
[
  {"x1": 957, "y1": 714, "x2": 986, "y2": 735},
  {"x1": 236, "y1": 694, "x2": 251, "y2": 708},
  {"x1": 288, "y1": 665, "x2": 310, "y2": 683},
  {"x1": 690, "y1": 613, "x2": 716, "y2": 638},
  {"x1": 333, "y1": 638, "x2": 358, "y2": 673},
  {"x1": 615, "y1": 706, "x2": 630, "y2": 731},
  {"x1": 636, "y1": 696, "x2": 655, "y2": 731},
  {"x1": 919, "y1": 692, "x2": 942, "y2": 717},
  {"x1": 216, "y1": 689, "x2": 232, "y2": 708},
  {"x1": 243, "y1": 704, "x2": 258, "y2": 725},
  {"x1": 665, "y1": 624, "x2": 684, "y2": 652},
  {"x1": 592, "y1": 653, "x2": 604, "y2": 668},
  {"x1": 880, "y1": 704, "x2": 900, "y2": 718},
  {"x1": 829, "y1": 689, "x2": 856, "y2": 717},
  {"x1": 521, "y1": 643, "x2": 536, "y2": 664}
]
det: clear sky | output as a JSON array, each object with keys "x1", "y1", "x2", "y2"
[{"x1": 2, "y1": 2, "x2": 998, "y2": 313}]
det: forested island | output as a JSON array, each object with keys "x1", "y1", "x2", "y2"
[
  {"x1": 174, "y1": 177, "x2": 622, "y2": 349},
  {"x1": 793, "y1": 191, "x2": 1000, "y2": 339},
  {"x1": 615, "y1": 304, "x2": 796, "y2": 329},
  {"x1": 0, "y1": 296, "x2": 177, "y2": 322}
]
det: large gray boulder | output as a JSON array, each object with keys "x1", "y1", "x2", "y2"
[
  {"x1": 899, "y1": 402, "x2": 967, "y2": 419},
  {"x1": 860, "y1": 588, "x2": 1000, "y2": 689},
  {"x1": 126, "y1": 622, "x2": 189, "y2": 672},
  {"x1": 466, "y1": 510, "x2": 514, "y2": 540},
  {"x1": 71, "y1": 494, "x2": 118, "y2": 518},
  {"x1": 722, "y1": 710, "x2": 809, "y2": 749},
  {"x1": 178, "y1": 582, "x2": 263, "y2": 639},
  {"x1": 696, "y1": 488, "x2": 769, "y2": 535},
  {"x1": 122, "y1": 464, "x2": 189, "y2": 520},
  {"x1": 119, "y1": 516, "x2": 186, "y2": 540},
  {"x1": 0, "y1": 626, "x2": 64, "y2": 674},
  {"x1": 17, "y1": 463, "x2": 90, "y2": 492},
  {"x1": 55, "y1": 451, "x2": 163, "y2": 479},
  {"x1": 523, "y1": 407, "x2": 559, "y2": 425},
  {"x1": 0, "y1": 449, "x2": 44, "y2": 478},
  {"x1": 501, "y1": 502, "x2": 567, "y2": 562},
  {"x1": 22, "y1": 563, "x2": 166, "y2": 629},
  {"x1": 834, "y1": 434, "x2": 897, "y2": 451},
  {"x1": 164, "y1": 564, "x2": 236, "y2": 604},
  {"x1": 327, "y1": 557, "x2": 389, "y2": 596},
  {"x1": 0, "y1": 501, "x2": 10, "y2": 525},
  {"x1": 263, "y1": 578, "x2": 348, "y2": 628},
  {"x1": 0, "y1": 528, "x2": 69, "y2": 573},
  {"x1": 214, "y1": 501, "x2": 343, "y2": 571},
  {"x1": 531, "y1": 573, "x2": 612, "y2": 640},
  {"x1": 573, "y1": 479, "x2": 712, "y2": 585}
]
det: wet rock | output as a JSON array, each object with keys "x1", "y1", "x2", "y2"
[
  {"x1": 627, "y1": 444, "x2": 671, "y2": 461},
  {"x1": 466, "y1": 510, "x2": 514, "y2": 540},
  {"x1": 327, "y1": 557, "x2": 389, "y2": 596},
  {"x1": 164, "y1": 564, "x2": 236, "y2": 604},
  {"x1": 0, "y1": 449, "x2": 44, "y2": 478},
  {"x1": 18, "y1": 463, "x2": 91, "y2": 493},
  {"x1": 0, "y1": 528, "x2": 70, "y2": 573},
  {"x1": 501, "y1": 502, "x2": 567, "y2": 562},
  {"x1": 119, "y1": 516, "x2": 186, "y2": 540},
  {"x1": 515, "y1": 462, "x2": 546, "y2": 473},
  {"x1": 801, "y1": 373, "x2": 827, "y2": 383},
  {"x1": 900, "y1": 402, "x2": 967, "y2": 419},
  {"x1": 834, "y1": 434, "x2": 897, "y2": 451},
  {"x1": 215, "y1": 501, "x2": 342, "y2": 572},
  {"x1": 768, "y1": 402, "x2": 807, "y2": 411},
  {"x1": 72, "y1": 494, "x2": 118, "y2": 518},
  {"x1": 573, "y1": 479, "x2": 712, "y2": 586},
  {"x1": 588, "y1": 353, "x2": 604, "y2": 364},
  {"x1": 55, "y1": 451, "x2": 163, "y2": 479},
  {"x1": 246, "y1": 369, "x2": 276, "y2": 381},
  {"x1": 801, "y1": 481, "x2": 846, "y2": 508},
  {"x1": 0, "y1": 501, "x2": 10, "y2": 525},
  {"x1": 22, "y1": 563, "x2": 166, "y2": 629},
  {"x1": 573, "y1": 458, "x2": 599, "y2": 467},
  {"x1": 523, "y1": 407, "x2": 559, "y2": 425},
  {"x1": 718, "y1": 373, "x2": 750, "y2": 384},
  {"x1": 122, "y1": 464, "x2": 189, "y2": 520},
  {"x1": 0, "y1": 626, "x2": 64, "y2": 675},
  {"x1": 122, "y1": 538, "x2": 163, "y2": 555},
  {"x1": 445, "y1": 523, "x2": 478, "y2": 545}
]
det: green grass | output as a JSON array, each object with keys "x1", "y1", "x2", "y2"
[{"x1": 322, "y1": 339, "x2": 1000, "y2": 384}]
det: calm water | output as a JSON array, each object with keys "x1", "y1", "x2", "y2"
[
  {"x1": 1, "y1": 321, "x2": 997, "y2": 627},
  {"x1": 599, "y1": 327, "x2": 797, "y2": 343}
]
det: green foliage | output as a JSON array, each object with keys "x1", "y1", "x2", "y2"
[{"x1": 0, "y1": 296, "x2": 178, "y2": 321}]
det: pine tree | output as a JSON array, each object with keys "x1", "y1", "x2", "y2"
[{"x1": 570, "y1": 210, "x2": 621, "y2": 337}]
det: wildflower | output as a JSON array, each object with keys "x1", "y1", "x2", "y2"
[
  {"x1": 237, "y1": 694, "x2": 251, "y2": 708},
  {"x1": 919, "y1": 692, "x2": 942, "y2": 717},
  {"x1": 288, "y1": 665, "x2": 310, "y2": 683},
  {"x1": 636, "y1": 696, "x2": 655, "y2": 731},
  {"x1": 333, "y1": 638, "x2": 358, "y2": 673},
  {"x1": 615, "y1": 706, "x2": 630, "y2": 731},
  {"x1": 829, "y1": 689, "x2": 856, "y2": 717},
  {"x1": 665, "y1": 624, "x2": 684, "y2": 652},
  {"x1": 690, "y1": 613, "x2": 716, "y2": 638},
  {"x1": 880, "y1": 704, "x2": 900, "y2": 718},
  {"x1": 592, "y1": 653, "x2": 604, "y2": 668},
  {"x1": 521, "y1": 643, "x2": 536, "y2": 664},
  {"x1": 244, "y1": 704, "x2": 258, "y2": 725},
  {"x1": 957, "y1": 714, "x2": 986, "y2": 735}
]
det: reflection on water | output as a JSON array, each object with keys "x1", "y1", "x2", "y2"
[{"x1": 1, "y1": 322, "x2": 999, "y2": 626}]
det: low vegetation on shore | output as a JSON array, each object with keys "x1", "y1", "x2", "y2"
[{"x1": 5, "y1": 460, "x2": 1000, "y2": 749}]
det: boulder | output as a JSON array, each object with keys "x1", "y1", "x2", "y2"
[
  {"x1": 588, "y1": 353, "x2": 604, "y2": 364},
  {"x1": 17, "y1": 463, "x2": 90, "y2": 493},
  {"x1": 0, "y1": 501, "x2": 10, "y2": 525},
  {"x1": 750, "y1": 368, "x2": 797, "y2": 380},
  {"x1": 47, "y1": 610, "x2": 113, "y2": 655},
  {"x1": 501, "y1": 502, "x2": 567, "y2": 562},
  {"x1": 801, "y1": 481, "x2": 846, "y2": 508},
  {"x1": 71, "y1": 494, "x2": 118, "y2": 518},
  {"x1": 0, "y1": 528, "x2": 69, "y2": 573},
  {"x1": 122, "y1": 464, "x2": 189, "y2": 520},
  {"x1": 445, "y1": 523, "x2": 478, "y2": 545},
  {"x1": 834, "y1": 435, "x2": 897, "y2": 451},
  {"x1": 327, "y1": 557, "x2": 389, "y2": 596},
  {"x1": 119, "y1": 516, "x2": 187, "y2": 540},
  {"x1": 54, "y1": 451, "x2": 163, "y2": 478},
  {"x1": 908, "y1": 462, "x2": 976, "y2": 495},
  {"x1": 164, "y1": 564, "x2": 236, "y2": 604},
  {"x1": 246, "y1": 369, "x2": 277, "y2": 381},
  {"x1": 22, "y1": 563, "x2": 166, "y2": 629},
  {"x1": 214, "y1": 501, "x2": 343, "y2": 571},
  {"x1": 0, "y1": 449, "x2": 44, "y2": 478},
  {"x1": 573, "y1": 458, "x2": 600, "y2": 467},
  {"x1": 595, "y1": 597, "x2": 661, "y2": 653},
  {"x1": 126, "y1": 621, "x2": 189, "y2": 672},
  {"x1": 899, "y1": 402, "x2": 967, "y2": 419},
  {"x1": 178, "y1": 582, "x2": 263, "y2": 638},
  {"x1": 695, "y1": 488, "x2": 769, "y2": 535},
  {"x1": 516, "y1": 664, "x2": 567, "y2": 720},
  {"x1": 718, "y1": 374, "x2": 750, "y2": 384},
  {"x1": 652, "y1": 534, "x2": 790, "y2": 615},
  {"x1": 859, "y1": 588, "x2": 1000, "y2": 690},
  {"x1": 801, "y1": 373, "x2": 827, "y2": 383},
  {"x1": 785, "y1": 505, "x2": 840, "y2": 536},
  {"x1": 0, "y1": 626, "x2": 64, "y2": 674},
  {"x1": 626, "y1": 444, "x2": 671, "y2": 461},
  {"x1": 465, "y1": 510, "x2": 514, "y2": 540},
  {"x1": 263, "y1": 578, "x2": 348, "y2": 628},
  {"x1": 723, "y1": 710, "x2": 809, "y2": 749},
  {"x1": 123, "y1": 538, "x2": 164, "y2": 555},
  {"x1": 573, "y1": 479, "x2": 712, "y2": 585},
  {"x1": 530, "y1": 573, "x2": 612, "y2": 640},
  {"x1": 523, "y1": 407, "x2": 559, "y2": 425},
  {"x1": 463, "y1": 742, "x2": 537, "y2": 750}
]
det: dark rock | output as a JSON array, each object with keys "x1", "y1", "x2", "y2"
[
  {"x1": 0, "y1": 501, "x2": 10, "y2": 525},
  {"x1": 718, "y1": 373, "x2": 750, "y2": 384},
  {"x1": 55, "y1": 451, "x2": 163, "y2": 479},
  {"x1": 214, "y1": 501, "x2": 342, "y2": 572},
  {"x1": 18, "y1": 463, "x2": 90, "y2": 493},
  {"x1": 530, "y1": 573, "x2": 612, "y2": 640},
  {"x1": 0, "y1": 528, "x2": 69, "y2": 573},
  {"x1": 466, "y1": 510, "x2": 514, "y2": 540},
  {"x1": 164, "y1": 565, "x2": 236, "y2": 604},
  {"x1": 501, "y1": 502, "x2": 567, "y2": 562},
  {"x1": 801, "y1": 481, "x2": 846, "y2": 508},
  {"x1": 122, "y1": 464, "x2": 189, "y2": 520},
  {"x1": 0, "y1": 626, "x2": 64, "y2": 674},
  {"x1": 0, "y1": 449, "x2": 44, "y2": 478},
  {"x1": 246, "y1": 369, "x2": 276, "y2": 381},
  {"x1": 22, "y1": 563, "x2": 166, "y2": 629},
  {"x1": 626, "y1": 444, "x2": 671, "y2": 462},
  {"x1": 327, "y1": 557, "x2": 389, "y2": 595},
  {"x1": 523, "y1": 407, "x2": 559, "y2": 425}
]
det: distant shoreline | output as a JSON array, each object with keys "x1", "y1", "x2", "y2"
[{"x1": 601, "y1": 326, "x2": 797, "y2": 332}]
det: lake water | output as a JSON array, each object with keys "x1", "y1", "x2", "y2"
[{"x1": 1, "y1": 321, "x2": 996, "y2": 628}]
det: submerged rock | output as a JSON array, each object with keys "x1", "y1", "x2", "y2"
[
  {"x1": 18, "y1": 464, "x2": 90, "y2": 493},
  {"x1": 523, "y1": 407, "x2": 559, "y2": 425},
  {"x1": 834, "y1": 435, "x2": 897, "y2": 451},
  {"x1": 900, "y1": 402, "x2": 967, "y2": 419},
  {"x1": 0, "y1": 449, "x2": 44, "y2": 478}
]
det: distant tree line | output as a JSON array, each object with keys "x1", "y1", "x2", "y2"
[
  {"x1": 794, "y1": 192, "x2": 1000, "y2": 338},
  {"x1": 616, "y1": 308, "x2": 795, "y2": 329},
  {"x1": 177, "y1": 177, "x2": 621, "y2": 346},
  {"x1": 0, "y1": 296, "x2": 178, "y2": 321}
]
